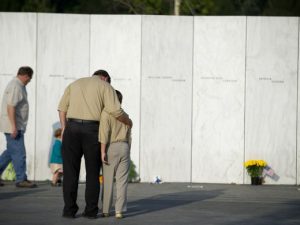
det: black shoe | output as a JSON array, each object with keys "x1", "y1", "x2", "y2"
[
  {"x1": 16, "y1": 180, "x2": 37, "y2": 188},
  {"x1": 62, "y1": 213, "x2": 76, "y2": 219},
  {"x1": 82, "y1": 212, "x2": 98, "y2": 219},
  {"x1": 51, "y1": 182, "x2": 61, "y2": 187},
  {"x1": 0, "y1": 180, "x2": 4, "y2": 187}
]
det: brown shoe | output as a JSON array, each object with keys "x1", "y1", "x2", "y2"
[{"x1": 16, "y1": 180, "x2": 37, "y2": 188}]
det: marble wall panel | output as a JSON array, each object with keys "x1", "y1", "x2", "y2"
[
  {"x1": 298, "y1": 18, "x2": 300, "y2": 186},
  {"x1": 192, "y1": 17, "x2": 246, "y2": 184},
  {"x1": 1, "y1": 13, "x2": 299, "y2": 184},
  {"x1": 140, "y1": 16, "x2": 193, "y2": 182},
  {"x1": 90, "y1": 15, "x2": 141, "y2": 178},
  {"x1": 0, "y1": 13, "x2": 36, "y2": 180},
  {"x1": 36, "y1": 13, "x2": 90, "y2": 180},
  {"x1": 245, "y1": 17, "x2": 298, "y2": 184}
]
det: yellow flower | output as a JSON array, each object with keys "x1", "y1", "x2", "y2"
[{"x1": 244, "y1": 159, "x2": 267, "y2": 177}]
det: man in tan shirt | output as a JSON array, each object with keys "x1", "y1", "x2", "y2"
[
  {"x1": 0, "y1": 66, "x2": 37, "y2": 188},
  {"x1": 100, "y1": 90, "x2": 131, "y2": 219},
  {"x1": 58, "y1": 70, "x2": 132, "y2": 219}
]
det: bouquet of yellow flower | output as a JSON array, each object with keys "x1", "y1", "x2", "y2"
[{"x1": 244, "y1": 160, "x2": 267, "y2": 177}]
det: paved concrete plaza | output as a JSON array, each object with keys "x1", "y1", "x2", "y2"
[{"x1": 0, "y1": 182, "x2": 300, "y2": 225}]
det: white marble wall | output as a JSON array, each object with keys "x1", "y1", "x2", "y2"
[
  {"x1": 36, "y1": 13, "x2": 90, "y2": 180},
  {"x1": 90, "y1": 15, "x2": 141, "y2": 177},
  {"x1": 245, "y1": 17, "x2": 298, "y2": 184},
  {"x1": 192, "y1": 17, "x2": 246, "y2": 184},
  {"x1": 140, "y1": 16, "x2": 193, "y2": 182},
  {"x1": 0, "y1": 13, "x2": 299, "y2": 184},
  {"x1": 0, "y1": 13, "x2": 37, "y2": 180}
]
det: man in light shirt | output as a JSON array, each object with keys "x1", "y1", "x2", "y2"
[
  {"x1": 58, "y1": 70, "x2": 132, "y2": 219},
  {"x1": 0, "y1": 66, "x2": 37, "y2": 188}
]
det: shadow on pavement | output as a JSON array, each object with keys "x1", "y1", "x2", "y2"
[
  {"x1": 126, "y1": 189, "x2": 223, "y2": 217},
  {"x1": 0, "y1": 188, "x2": 46, "y2": 200}
]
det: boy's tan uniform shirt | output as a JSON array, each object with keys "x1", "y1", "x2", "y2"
[{"x1": 99, "y1": 110, "x2": 131, "y2": 145}]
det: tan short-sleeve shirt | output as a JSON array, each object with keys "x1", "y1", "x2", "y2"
[
  {"x1": 58, "y1": 76, "x2": 124, "y2": 121},
  {"x1": 0, "y1": 77, "x2": 29, "y2": 133},
  {"x1": 99, "y1": 110, "x2": 131, "y2": 145}
]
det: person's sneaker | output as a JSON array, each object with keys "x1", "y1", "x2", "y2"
[
  {"x1": 16, "y1": 180, "x2": 37, "y2": 188},
  {"x1": 102, "y1": 213, "x2": 109, "y2": 217},
  {"x1": 0, "y1": 180, "x2": 4, "y2": 187},
  {"x1": 115, "y1": 213, "x2": 123, "y2": 219}
]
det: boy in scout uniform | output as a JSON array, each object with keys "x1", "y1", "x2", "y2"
[{"x1": 100, "y1": 90, "x2": 131, "y2": 219}]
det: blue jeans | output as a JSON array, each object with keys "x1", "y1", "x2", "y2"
[{"x1": 0, "y1": 131, "x2": 27, "y2": 183}]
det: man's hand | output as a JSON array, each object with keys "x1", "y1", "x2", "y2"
[
  {"x1": 127, "y1": 118, "x2": 133, "y2": 129},
  {"x1": 58, "y1": 110, "x2": 67, "y2": 140},
  {"x1": 117, "y1": 113, "x2": 133, "y2": 128},
  {"x1": 61, "y1": 128, "x2": 65, "y2": 141},
  {"x1": 7, "y1": 105, "x2": 17, "y2": 138},
  {"x1": 10, "y1": 127, "x2": 18, "y2": 139}
]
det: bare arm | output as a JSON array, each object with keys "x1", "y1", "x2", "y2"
[
  {"x1": 58, "y1": 110, "x2": 67, "y2": 137},
  {"x1": 7, "y1": 105, "x2": 17, "y2": 138},
  {"x1": 116, "y1": 113, "x2": 133, "y2": 128},
  {"x1": 101, "y1": 143, "x2": 108, "y2": 164},
  {"x1": 128, "y1": 130, "x2": 132, "y2": 150}
]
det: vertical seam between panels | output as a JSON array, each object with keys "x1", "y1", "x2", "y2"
[
  {"x1": 190, "y1": 16, "x2": 195, "y2": 185},
  {"x1": 34, "y1": 13, "x2": 39, "y2": 181},
  {"x1": 138, "y1": 15, "x2": 143, "y2": 181},
  {"x1": 243, "y1": 16, "x2": 248, "y2": 184},
  {"x1": 89, "y1": 14, "x2": 91, "y2": 74},
  {"x1": 296, "y1": 17, "x2": 299, "y2": 185}
]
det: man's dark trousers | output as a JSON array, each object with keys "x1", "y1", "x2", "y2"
[{"x1": 62, "y1": 120, "x2": 101, "y2": 217}]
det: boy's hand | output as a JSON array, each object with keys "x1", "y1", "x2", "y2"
[{"x1": 102, "y1": 153, "x2": 109, "y2": 165}]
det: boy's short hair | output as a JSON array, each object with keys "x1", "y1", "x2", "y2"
[{"x1": 54, "y1": 128, "x2": 62, "y2": 138}]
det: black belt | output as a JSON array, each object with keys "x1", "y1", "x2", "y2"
[{"x1": 68, "y1": 118, "x2": 99, "y2": 124}]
